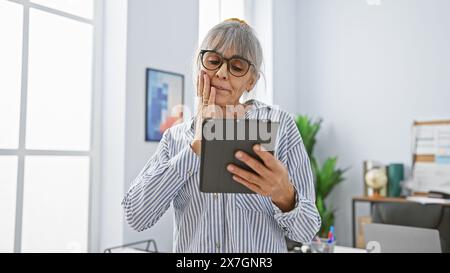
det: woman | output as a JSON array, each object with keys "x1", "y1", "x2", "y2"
[{"x1": 122, "y1": 18, "x2": 321, "y2": 253}]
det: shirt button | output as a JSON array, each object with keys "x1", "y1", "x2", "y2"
[
  {"x1": 187, "y1": 170, "x2": 192, "y2": 176},
  {"x1": 215, "y1": 242, "x2": 220, "y2": 249},
  {"x1": 213, "y1": 193, "x2": 218, "y2": 200}
]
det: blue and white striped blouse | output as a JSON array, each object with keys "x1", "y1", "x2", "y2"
[{"x1": 122, "y1": 100, "x2": 321, "y2": 253}]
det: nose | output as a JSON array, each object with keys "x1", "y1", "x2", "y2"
[{"x1": 215, "y1": 62, "x2": 228, "y2": 80}]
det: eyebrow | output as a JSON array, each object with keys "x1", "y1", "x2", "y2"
[{"x1": 209, "y1": 49, "x2": 248, "y2": 61}]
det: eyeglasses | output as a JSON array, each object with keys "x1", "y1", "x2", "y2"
[{"x1": 199, "y1": 49, "x2": 254, "y2": 77}]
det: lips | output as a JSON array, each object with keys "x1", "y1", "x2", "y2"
[{"x1": 211, "y1": 84, "x2": 231, "y2": 92}]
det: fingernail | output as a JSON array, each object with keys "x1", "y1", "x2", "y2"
[
  {"x1": 235, "y1": 152, "x2": 242, "y2": 159},
  {"x1": 227, "y1": 165, "x2": 234, "y2": 171},
  {"x1": 254, "y1": 144, "x2": 260, "y2": 151}
]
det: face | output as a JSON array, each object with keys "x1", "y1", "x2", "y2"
[{"x1": 200, "y1": 49, "x2": 257, "y2": 107}]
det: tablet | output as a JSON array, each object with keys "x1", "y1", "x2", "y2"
[{"x1": 199, "y1": 118, "x2": 280, "y2": 194}]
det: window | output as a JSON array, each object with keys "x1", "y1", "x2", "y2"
[
  {"x1": 0, "y1": 156, "x2": 18, "y2": 252},
  {"x1": 0, "y1": 0, "x2": 23, "y2": 149},
  {"x1": 21, "y1": 156, "x2": 90, "y2": 252},
  {"x1": 26, "y1": 8, "x2": 93, "y2": 151},
  {"x1": 198, "y1": 0, "x2": 245, "y2": 46},
  {"x1": 0, "y1": 0, "x2": 99, "y2": 252},
  {"x1": 31, "y1": 0, "x2": 93, "y2": 19}
]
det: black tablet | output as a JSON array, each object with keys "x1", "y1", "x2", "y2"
[{"x1": 199, "y1": 118, "x2": 280, "y2": 194}]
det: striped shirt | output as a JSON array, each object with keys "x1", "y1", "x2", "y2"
[{"x1": 122, "y1": 100, "x2": 321, "y2": 253}]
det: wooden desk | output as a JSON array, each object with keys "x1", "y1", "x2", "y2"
[
  {"x1": 334, "y1": 245, "x2": 367, "y2": 253},
  {"x1": 351, "y1": 196, "x2": 450, "y2": 247}
]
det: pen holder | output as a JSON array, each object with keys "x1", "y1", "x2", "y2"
[{"x1": 310, "y1": 238, "x2": 335, "y2": 253}]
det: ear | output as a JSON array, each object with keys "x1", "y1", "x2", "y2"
[{"x1": 246, "y1": 73, "x2": 259, "y2": 92}]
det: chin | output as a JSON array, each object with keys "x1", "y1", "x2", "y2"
[
  {"x1": 214, "y1": 95, "x2": 232, "y2": 107},
  {"x1": 214, "y1": 90, "x2": 240, "y2": 109},
  {"x1": 214, "y1": 100, "x2": 229, "y2": 108}
]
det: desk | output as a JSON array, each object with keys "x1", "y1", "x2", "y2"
[
  {"x1": 334, "y1": 246, "x2": 367, "y2": 253},
  {"x1": 292, "y1": 245, "x2": 367, "y2": 253},
  {"x1": 352, "y1": 196, "x2": 450, "y2": 248}
]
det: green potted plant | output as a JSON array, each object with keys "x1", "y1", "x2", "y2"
[{"x1": 295, "y1": 115, "x2": 347, "y2": 238}]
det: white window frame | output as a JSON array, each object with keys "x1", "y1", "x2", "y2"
[
  {"x1": 199, "y1": 0, "x2": 246, "y2": 45},
  {"x1": 0, "y1": 0, "x2": 102, "y2": 252}
]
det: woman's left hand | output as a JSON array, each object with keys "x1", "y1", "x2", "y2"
[{"x1": 227, "y1": 144, "x2": 296, "y2": 212}]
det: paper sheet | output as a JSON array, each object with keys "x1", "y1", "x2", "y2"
[
  {"x1": 406, "y1": 196, "x2": 450, "y2": 205},
  {"x1": 412, "y1": 162, "x2": 450, "y2": 193}
]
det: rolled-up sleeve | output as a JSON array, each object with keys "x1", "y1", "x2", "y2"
[{"x1": 121, "y1": 129, "x2": 200, "y2": 232}]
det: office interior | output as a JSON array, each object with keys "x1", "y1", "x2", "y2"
[{"x1": 1, "y1": 0, "x2": 450, "y2": 253}]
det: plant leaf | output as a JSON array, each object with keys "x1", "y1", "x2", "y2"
[
  {"x1": 295, "y1": 115, "x2": 322, "y2": 157},
  {"x1": 295, "y1": 114, "x2": 349, "y2": 238}
]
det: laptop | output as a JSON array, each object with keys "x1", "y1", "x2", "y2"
[{"x1": 364, "y1": 223, "x2": 441, "y2": 253}]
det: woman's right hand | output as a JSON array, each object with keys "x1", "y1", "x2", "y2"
[{"x1": 190, "y1": 70, "x2": 218, "y2": 155}]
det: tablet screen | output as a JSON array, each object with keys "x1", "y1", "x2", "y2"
[{"x1": 200, "y1": 119, "x2": 279, "y2": 193}]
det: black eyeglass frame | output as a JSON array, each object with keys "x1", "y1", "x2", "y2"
[{"x1": 199, "y1": 49, "x2": 255, "y2": 77}]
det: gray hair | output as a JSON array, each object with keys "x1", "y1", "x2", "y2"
[{"x1": 193, "y1": 19, "x2": 264, "y2": 92}]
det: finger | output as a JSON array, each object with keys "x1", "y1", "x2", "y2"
[
  {"x1": 227, "y1": 164, "x2": 262, "y2": 185},
  {"x1": 202, "y1": 74, "x2": 210, "y2": 104},
  {"x1": 234, "y1": 151, "x2": 270, "y2": 177},
  {"x1": 208, "y1": 86, "x2": 216, "y2": 105},
  {"x1": 253, "y1": 144, "x2": 277, "y2": 170},
  {"x1": 197, "y1": 71, "x2": 204, "y2": 97},
  {"x1": 232, "y1": 175, "x2": 264, "y2": 195}
]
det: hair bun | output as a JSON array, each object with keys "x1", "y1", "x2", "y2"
[{"x1": 224, "y1": 18, "x2": 248, "y2": 26}]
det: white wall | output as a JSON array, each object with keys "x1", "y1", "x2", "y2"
[
  {"x1": 123, "y1": 0, "x2": 199, "y2": 252},
  {"x1": 272, "y1": 0, "x2": 298, "y2": 113},
  {"x1": 243, "y1": 0, "x2": 300, "y2": 113},
  {"x1": 98, "y1": 0, "x2": 128, "y2": 252},
  {"x1": 296, "y1": 0, "x2": 450, "y2": 246},
  {"x1": 245, "y1": 0, "x2": 274, "y2": 105}
]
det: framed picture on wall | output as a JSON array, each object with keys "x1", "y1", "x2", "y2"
[{"x1": 145, "y1": 68, "x2": 184, "y2": 142}]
